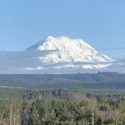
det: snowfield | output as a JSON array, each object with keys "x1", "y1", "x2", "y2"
[{"x1": 0, "y1": 36, "x2": 118, "y2": 74}]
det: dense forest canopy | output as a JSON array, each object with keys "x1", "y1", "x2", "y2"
[
  {"x1": 0, "y1": 73, "x2": 125, "y2": 124},
  {"x1": 0, "y1": 88, "x2": 125, "y2": 125}
]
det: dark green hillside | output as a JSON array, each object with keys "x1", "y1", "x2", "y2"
[{"x1": 0, "y1": 72, "x2": 125, "y2": 88}]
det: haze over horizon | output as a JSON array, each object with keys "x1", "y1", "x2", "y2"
[{"x1": 0, "y1": 0, "x2": 125, "y2": 59}]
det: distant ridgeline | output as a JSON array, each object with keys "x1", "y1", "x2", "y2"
[{"x1": 0, "y1": 72, "x2": 125, "y2": 89}]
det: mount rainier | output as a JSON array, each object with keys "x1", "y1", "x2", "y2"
[{"x1": 0, "y1": 36, "x2": 122, "y2": 74}]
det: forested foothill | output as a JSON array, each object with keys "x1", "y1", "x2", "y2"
[{"x1": 0, "y1": 72, "x2": 125, "y2": 89}]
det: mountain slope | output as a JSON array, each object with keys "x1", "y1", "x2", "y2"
[
  {"x1": 28, "y1": 36, "x2": 113, "y2": 64},
  {"x1": 0, "y1": 36, "x2": 117, "y2": 74},
  {"x1": 24, "y1": 36, "x2": 114, "y2": 72}
]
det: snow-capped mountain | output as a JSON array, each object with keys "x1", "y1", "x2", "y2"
[
  {"x1": 25, "y1": 36, "x2": 114, "y2": 72},
  {"x1": 0, "y1": 36, "x2": 117, "y2": 74},
  {"x1": 28, "y1": 36, "x2": 113, "y2": 63}
]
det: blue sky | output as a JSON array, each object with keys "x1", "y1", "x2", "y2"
[{"x1": 0, "y1": 0, "x2": 125, "y2": 58}]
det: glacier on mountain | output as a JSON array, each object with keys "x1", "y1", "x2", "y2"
[
  {"x1": 23, "y1": 36, "x2": 114, "y2": 73},
  {"x1": 0, "y1": 36, "x2": 116, "y2": 74},
  {"x1": 28, "y1": 36, "x2": 113, "y2": 63}
]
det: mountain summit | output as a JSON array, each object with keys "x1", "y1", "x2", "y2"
[
  {"x1": 27, "y1": 36, "x2": 113, "y2": 64},
  {"x1": 0, "y1": 36, "x2": 116, "y2": 74}
]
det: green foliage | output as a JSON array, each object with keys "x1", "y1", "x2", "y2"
[{"x1": 0, "y1": 88, "x2": 125, "y2": 125}]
